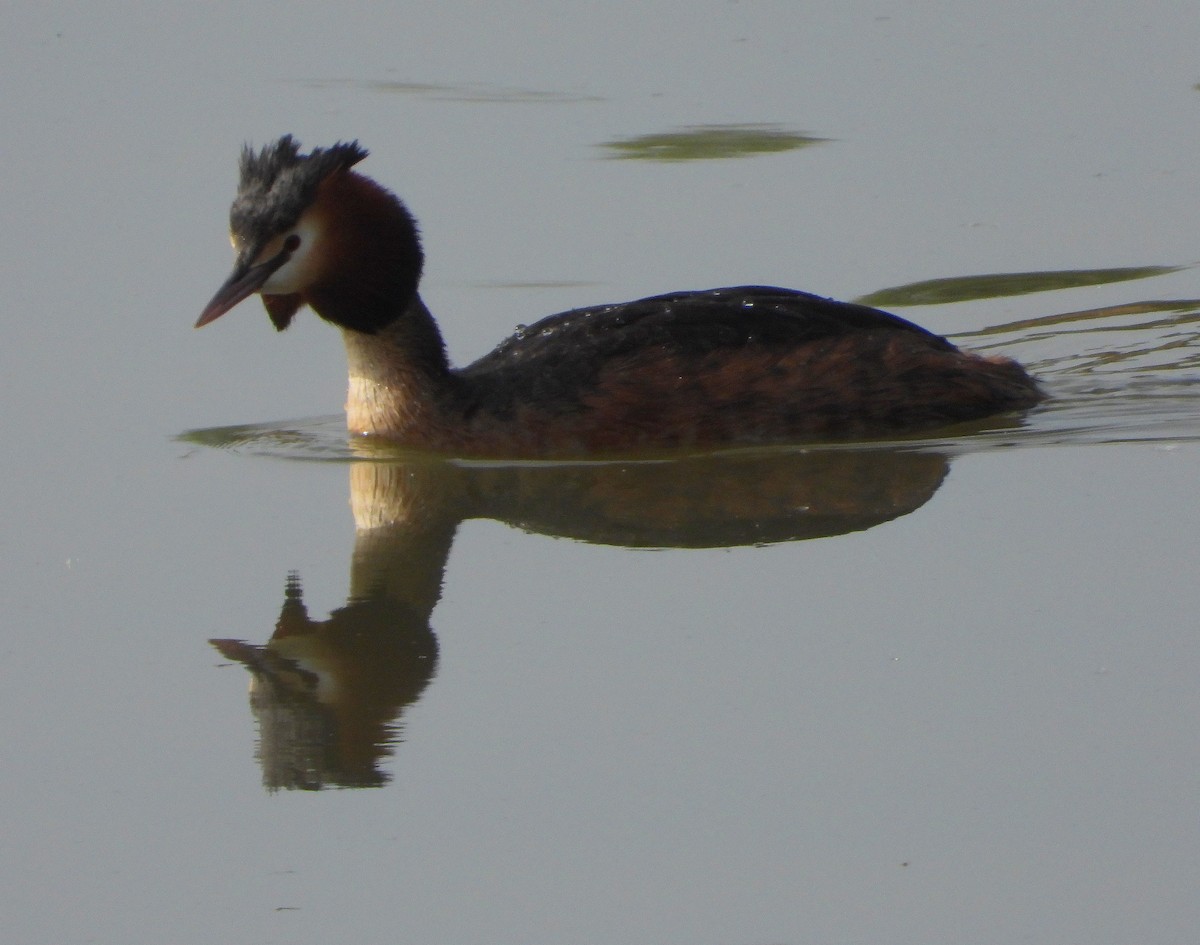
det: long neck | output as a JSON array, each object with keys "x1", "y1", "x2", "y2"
[
  {"x1": 342, "y1": 294, "x2": 462, "y2": 439},
  {"x1": 301, "y1": 172, "x2": 463, "y2": 440}
]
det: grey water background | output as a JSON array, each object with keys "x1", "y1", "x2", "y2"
[{"x1": 2, "y1": 3, "x2": 1199, "y2": 943}]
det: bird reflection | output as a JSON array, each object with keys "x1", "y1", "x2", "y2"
[{"x1": 212, "y1": 444, "x2": 953, "y2": 790}]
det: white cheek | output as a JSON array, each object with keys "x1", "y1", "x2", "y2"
[
  {"x1": 261, "y1": 218, "x2": 321, "y2": 294},
  {"x1": 260, "y1": 252, "x2": 309, "y2": 294}
]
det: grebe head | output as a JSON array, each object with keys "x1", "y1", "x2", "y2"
[{"x1": 196, "y1": 135, "x2": 424, "y2": 334}]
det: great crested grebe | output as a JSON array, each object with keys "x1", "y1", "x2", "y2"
[{"x1": 197, "y1": 136, "x2": 1041, "y2": 457}]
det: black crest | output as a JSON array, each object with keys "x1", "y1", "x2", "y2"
[{"x1": 230, "y1": 135, "x2": 368, "y2": 242}]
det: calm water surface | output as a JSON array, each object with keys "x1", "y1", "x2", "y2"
[{"x1": 2, "y1": 3, "x2": 1199, "y2": 944}]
